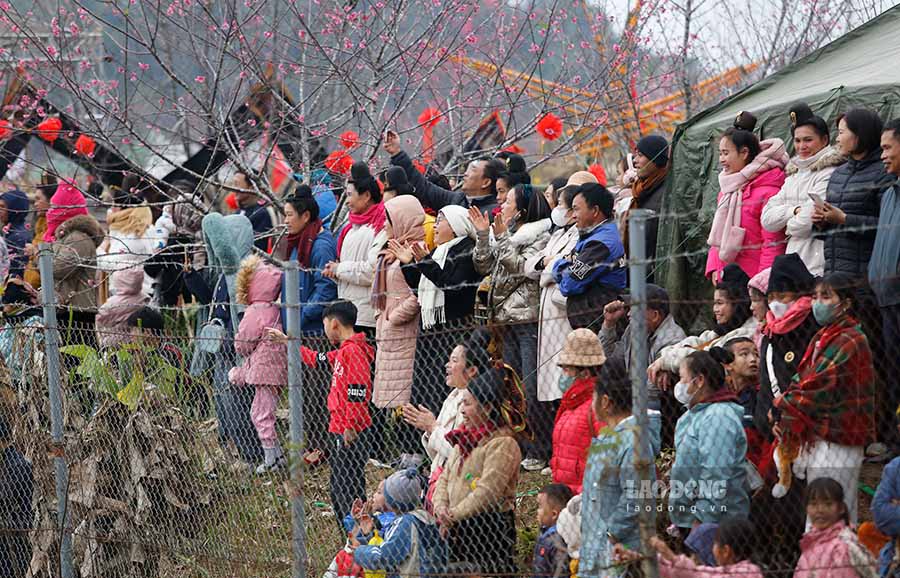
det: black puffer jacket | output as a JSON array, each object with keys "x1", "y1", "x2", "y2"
[{"x1": 818, "y1": 150, "x2": 893, "y2": 276}]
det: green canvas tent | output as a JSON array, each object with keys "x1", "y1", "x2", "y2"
[{"x1": 657, "y1": 4, "x2": 900, "y2": 328}]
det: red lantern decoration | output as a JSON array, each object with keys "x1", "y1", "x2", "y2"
[
  {"x1": 418, "y1": 107, "x2": 442, "y2": 128},
  {"x1": 340, "y1": 130, "x2": 359, "y2": 149},
  {"x1": 225, "y1": 192, "x2": 239, "y2": 211},
  {"x1": 501, "y1": 144, "x2": 525, "y2": 155},
  {"x1": 0, "y1": 119, "x2": 12, "y2": 141},
  {"x1": 324, "y1": 150, "x2": 353, "y2": 175},
  {"x1": 587, "y1": 163, "x2": 608, "y2": 186},
  {"x1": 75, "y1": 134, "x2": 97, "y2": 157},
  {"x1": 535, "y1": 113, "x2": 562, "y2": 141},
  {"x1": 36, "y1": 117, "x2": 63, "y2": 143}
]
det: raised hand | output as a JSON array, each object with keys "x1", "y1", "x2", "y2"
[
  {"x1": 383, "y1": 130, "x2": 401, "y2": 156},
  {"x1": 388, "y1": 239, "x2": 415, "y2": 264},
  {"x1": 468, "y1": 205, "x2": 490, "y2": 232}
]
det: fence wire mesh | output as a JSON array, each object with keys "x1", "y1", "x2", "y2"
[{"x1": 0, "y1": 204, "x2": 896, "y2": 578}]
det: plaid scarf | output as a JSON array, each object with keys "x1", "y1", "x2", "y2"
[
  {"x1": 775, "y1": 315, "x2": 875, "y2": 447},
  {"x1": 445, "y1": 423, "x2": 496, "y2": 467}
]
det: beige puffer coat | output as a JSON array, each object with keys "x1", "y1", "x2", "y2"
[
  {"x1": 52, "y1": 214, "x2": 103, "y2": 311},
  {"x1": 473, "y1": 219, "x2": 551, "y2": 324},
  {"x1": 372, "y1": 259, "x2": 420, "y2": 408}
]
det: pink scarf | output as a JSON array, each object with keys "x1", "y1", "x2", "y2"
[
  {"x1": 762, "y1": 296, "x2": 813, "y2": 338},
  {"x1": 707, "y1": 139, "x2": 788, "y2": 262},
  {"x1": 337, "y1": 202, "x2": 385, "y2": 255}
]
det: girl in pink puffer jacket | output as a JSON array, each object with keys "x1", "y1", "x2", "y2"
[
  {"x1": 228, "y1": 254, "x2": 288, "y2": 474},
  {"x1": 794, "y1": 478, "x2": 878, "y2": 578}
]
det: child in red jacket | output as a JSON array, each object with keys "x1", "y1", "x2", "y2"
[{"x1": 269, "y1": 300, "x2": 375, "y2": 529}]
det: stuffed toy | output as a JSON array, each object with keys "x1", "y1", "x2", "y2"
[{"x1": 772, "y1": 434, "x2": 808, "y2": 498}]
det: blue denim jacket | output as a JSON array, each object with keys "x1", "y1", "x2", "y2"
[
  {"x1": 874, "y1": 457, "x2": 900, "y2": 576},
  {"x1": 669, "y1": 399, "x2": 749, "y2": 528},
  {"x1": 579, "y1": 411, "x2": 661, "y2": 578}
]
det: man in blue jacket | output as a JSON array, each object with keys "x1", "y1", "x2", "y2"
[
  {"x1": 383, "y1": 130, "x2": 506, "y2": 217},
  {"x1": 231, "y1": 170, "x2": 274, "y2": 251},
  {"x1": 552, "y1": 183, "x2": 626, "y2": 328}
]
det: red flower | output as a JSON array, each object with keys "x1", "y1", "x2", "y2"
[
  {"x1": 418, "y1": 107, "x2": 442, "y2": 128},
  {"x1": 75, "y1": 134, "x2": 97, "y2": 157},
  {"x1": 587, "y1": 163, "x2": 608, "y2": 186},
  {"x1": 36, "y1": 117, "x2": 63, "y2": 143},
  {"x1": 324, "y1": 150, "x2": 353, "y2": 175},
  {"x1": 536, "y1": 113, "x2": 562, "y2": 141},
  {"x1": 0, "y1": 119, "x2": 12, "y2": 141},
  {"x1": 340, "y1": 130, "x2": 359, "y2": 149}
]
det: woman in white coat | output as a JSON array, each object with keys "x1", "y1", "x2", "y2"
[
  {"x1": 97, "y1": 194, "x2": 160, "y2": 298},
  {"x1": 761, "y1": 103, "x2": 845, "y2": 277},
  {"x1": 524, "y1": 173, "x2": 592, "y2": 418}
]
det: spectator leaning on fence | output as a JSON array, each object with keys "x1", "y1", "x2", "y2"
[
  {"x1": 471, "y1": 181, "x2": 552, "y2": 471},
  {"x1": 525, "y1": 172, "x2": 594, "y2": 413},
  {"x1": 774, "y1": 272, "x2": 876, "y2": 526},
  {"x1": 579, "y1": 357, "x2": 661, "y2": 578},
  {"x1": 762, "y1": 103, "x2": 844, "y2": 277},
  {"x1": 706, "y1": 111, "x2": 789, "y2": 283},
  {"x1": 433, "y1": 366, "x2": 522, "y2": 577},
  {"x1": 670, "y1": 348, "x2": 750, "y2": 533}
]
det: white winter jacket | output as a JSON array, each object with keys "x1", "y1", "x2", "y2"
[
  {"x1": 335, "y1": 224, "x2": 382, "y2": 328},
  {"x1": 761, "y1": 146, "x2": 844, "y2": 277}
]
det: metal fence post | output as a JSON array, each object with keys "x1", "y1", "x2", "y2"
[
  {"x1": 284, "y1": 262, "x2": 308, "y2": 578},
  {"x1": 626, "y1": 210, "x2": 659, "y2": 578},
  {"x1": 37, "y1": 244, "x2": 74, "y2": 578}
]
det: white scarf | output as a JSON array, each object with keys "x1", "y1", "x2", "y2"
[{"x1": 420, "y1": 206, "x2": 476, "y2": 329}]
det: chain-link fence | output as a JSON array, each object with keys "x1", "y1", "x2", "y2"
[{"x1": 1, "y1": 205, "x2": 896, "y2": 578}]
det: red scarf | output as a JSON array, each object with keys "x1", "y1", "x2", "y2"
[
  {"x1": 337, "y1": 202, "x2": 385, "y2": 255},
  {"x1": 286, "y1": 219, "x2": 323, "y2": 267},
  {"x1": 762, "y1": 296, "x2": 813, "y2": 338},
  {"x1": 557, "y1": 377, "x2": 594, "y2": 414},
  {"x1": 445, "y1": 423, "x2": 496, "y2": 466}
]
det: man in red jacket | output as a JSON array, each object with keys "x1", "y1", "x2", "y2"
[{"x1": 271, "y1": 299, "x2": 375, "y2": 529}]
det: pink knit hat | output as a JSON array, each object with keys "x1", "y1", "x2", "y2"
[
  {"x1": 44, "y1": 181, "x2": 88, "y2": 242},
  {"x1": 748, "y1": 267, "x2": 771, "y2": 295}
]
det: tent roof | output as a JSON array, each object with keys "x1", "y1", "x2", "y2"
[{"x1": 684, "y1": 4, "x2": 900, "y2": 133}]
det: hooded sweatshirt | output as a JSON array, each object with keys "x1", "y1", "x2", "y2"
[
  {"x1": 1, "y1": 189, "x2": 33, "y2": 277},
  {"x1": 95, "y1": 267, "x2": 149, "y2": 349},
  {"x1": 231, "y1": 254, "x2": 287, "y2": 386}
]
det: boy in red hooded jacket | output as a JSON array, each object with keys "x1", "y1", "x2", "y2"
[{"x1": 269, "y1": 299, "x2": 375, "y2": 529}]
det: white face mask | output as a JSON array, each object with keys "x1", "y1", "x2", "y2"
[
  {"x1": 674, "y1": 378, "x2": 695, "y2": 407},
  {"x1": 551, "y1": 206, "x2": 570, "y2": 228},
  {"x1": 769, "y1": 300, "x2": 790, "y2": 319}
]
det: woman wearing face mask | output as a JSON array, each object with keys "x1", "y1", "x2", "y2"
[
  {"x1": 650, "y1": 264, "x2": 756, "y2": 394},
  {"x1": 543, "y1": 177, "x2": 569, "y2": 212},
  {"x1": 669, "y1": 347, "x2": 750, "y2": 533},
  {"x1": 753, "y1": 253, "x2": 819, "y2": 440},
  {"x1": 762, "y1": 103, "x2": 844, "y2": 277},
  {"x1": 394, "y1": 205, "x2": 479, "y2": 414},
  {"x1": 525, "y1": 177, "x2": 586, "y2": 418},
  {"x1": 707, "y1": 111, "x2": 789, "y2": 283},
  {"x1": 773, "y1": 272, "x2": 875, "y2": 525},
  {"x1": 471, "y1": 182, "x2": 552, "y2": 472},
  {"x1": 549, "y1": 329, "x2": 606, "y2": 494}
]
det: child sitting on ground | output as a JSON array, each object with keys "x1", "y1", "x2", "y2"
[
  {"x1": 323, "y1": 479, "x2": 396, "y2": 578},
  {"x1": 352, "y1": 468, "x2": 447, "y2": 578},
  {"x1": 795, "y1": 478, "x2": 878, "y2": 578},
  {"x1": 533, "y1": 483, "x2": 574, "y2": 578},
  {"x1": 268, "y1": 300, "x2": 375, "y2": 527}
]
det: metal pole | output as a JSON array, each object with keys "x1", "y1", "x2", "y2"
[
  {"x1": 626, "y1": 210, "x2": 659, "y2": 578},
  {"x1": 38, "y1": 244, "x2": 74, "y2": 578},
  {"x1": 284, "y1": 262, "x2": 308, "y2": 578}
]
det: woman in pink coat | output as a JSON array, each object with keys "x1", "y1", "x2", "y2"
[
  {"x1": 707, "y1": 111, "x2": 789, "y2": 283},
  {"x1": 228, "y1": 254, "x2": 288, "y2": 474}
]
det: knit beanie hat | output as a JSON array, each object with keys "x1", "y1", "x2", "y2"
[
  {"x1": 748, "y1": 267, "x2": 771, "y2": 295},
  {"x1": 685, "y1": 523, "x2": 718, "y2": 567},
  {"x1": 636, "y1": 135, "x2": 669, "y2": 168},
  {"x1": 768, "y1": 253, "x2": 815, "y2": 294},
  {"x1": 383, "y1": 468, "x2": 423, "y2": 513},
  {"x1": 718, "y1": 263, "x2": 751, "y2": 294}
]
